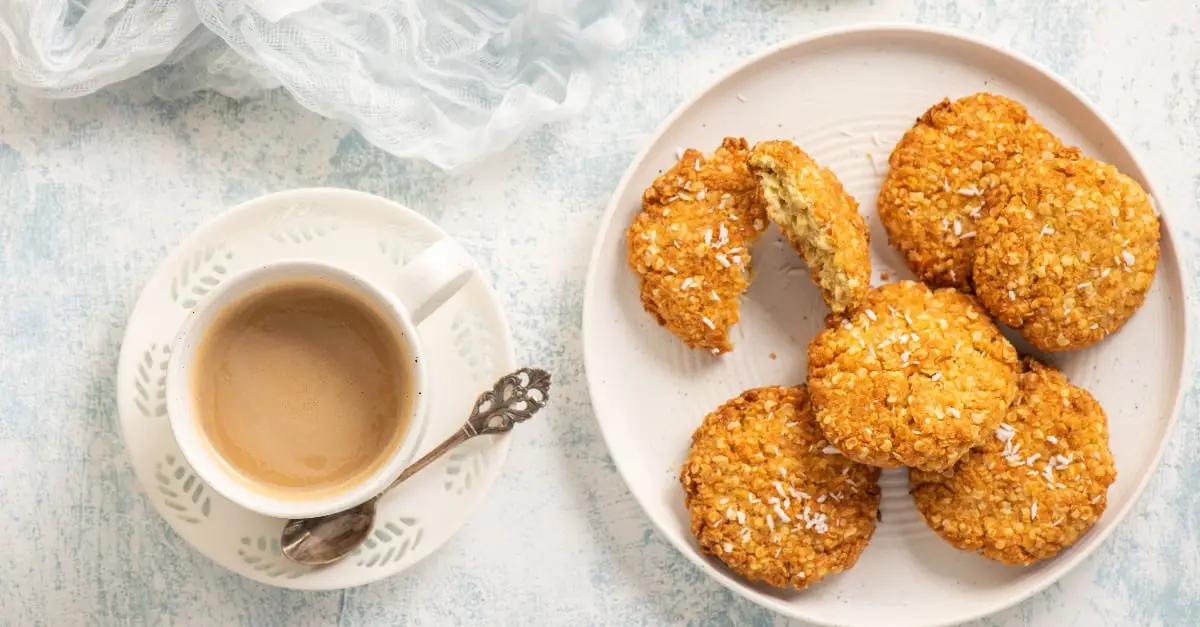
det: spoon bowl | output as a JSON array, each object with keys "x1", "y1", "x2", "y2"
[{"x1": 282, "y1": 501, "x2": 378, "y2": 566}]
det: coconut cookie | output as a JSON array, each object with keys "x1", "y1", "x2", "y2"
[
  {"x1": 749, "y1": 140, "x2": 871, "y2": 314},
  {"x1": 807, "y1": 281, "x2": 1019, "y2": 472},
  {"x1": 627, "y1": 137, "x2": 768, "y2": 354},
  {"x1": 910, "y1": 358, "x2": 1117, "y2": 565},
  {"x1": 681, "y1": 385, "x2": 881, "y2": 589}
]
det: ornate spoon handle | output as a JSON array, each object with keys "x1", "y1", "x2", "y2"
[{"x1": 380, "y1": 368, "x2": 551, "y2": 494}]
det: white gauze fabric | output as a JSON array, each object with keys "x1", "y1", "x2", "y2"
[{"x1": 0, "y1": 0, "x2": 644, "y2": 169}]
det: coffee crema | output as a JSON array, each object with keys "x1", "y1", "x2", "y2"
[{"x1": 191, "y1": 278, "x2": 412, "y2": 498}]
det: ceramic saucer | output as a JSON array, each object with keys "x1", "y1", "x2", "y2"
[{"x1": 116, "y1": 188, "x2": 516, "y2": 589}]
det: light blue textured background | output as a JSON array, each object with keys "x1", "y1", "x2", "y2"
[{"x1": 1, "y1": 1, "x2": 1197, "y2": 625}]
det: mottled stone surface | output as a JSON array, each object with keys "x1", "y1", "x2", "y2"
[{"x1": 1, "y1": 1, "x2": 1197, "y2": 625}]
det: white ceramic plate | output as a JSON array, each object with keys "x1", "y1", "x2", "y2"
[
  {"x1": 582, "y1": 25, "x2": 1189, "y2": 627},
  {"x1": 116, "y1": 188, "x2": 516, "y2": 590}
]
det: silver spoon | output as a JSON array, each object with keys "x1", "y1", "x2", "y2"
[{"x1": 281, "y1": 367, "x2": 551, "y2": 566}]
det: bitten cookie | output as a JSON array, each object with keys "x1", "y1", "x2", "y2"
[
  {"x1": 627, "y1": 137, "x2": 768, "y2": 354},
  {"x1": 749, "y1": 139, "x2": 871, "y2": 313}
]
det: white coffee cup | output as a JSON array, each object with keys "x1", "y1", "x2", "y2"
[{"x1": 165, "y1": 238, "x2": 474, "y2": 519}]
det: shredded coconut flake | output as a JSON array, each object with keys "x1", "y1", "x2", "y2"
[
  {"x1": 800, "y1": 506, "x2": 828, "y2": 534},
  {"x1": 702, "y1": 316, "x2": 716, "y2": 329}
]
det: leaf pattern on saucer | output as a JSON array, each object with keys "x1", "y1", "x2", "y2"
[
  {"x1": 377, "y1": 222, "x2": 439, "y2": 266},
  {"x1": 170, "y1": 244, "x2": 232, "y2": 309},
  {"x1": 155, "y1": 454, "x2": 211, "y2": 524},
  {"x1": 237, "y1": 536, "x2": 309, "y2": 579},
  {"x1": 443, "y1": 448, "x2": 484, "y2": 495},
  {"x1": 133, "y1": 343, "x2": 170, "y2": 418},
  {"x1": 451, "y1": 308, "x2": 496, "y2": 386},
  {"x1": 351, "y1": 517, "x2": 424, "y2": 568},
  {"x1": 269, "y1": 204, "x2": 340, "y2": 244}
]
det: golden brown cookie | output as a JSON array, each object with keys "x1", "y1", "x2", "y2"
[
  {"x1": 910, "y1": 358, "x2": 1117, "y2": 565},
  {"x1": 973, "y1": 154, "x2": 1160, "y2": 351},
  {"x1": 878, "y1": 93, "x2": 1065, "y2": 290},
  {"x1": 681, "y1": 386, "x2": 881, "y2": 589},
  {"x1": 807, "y1": 281, "x2": 1019, "y2": 472},
  {"x1": 626, "y1": 137, "x2": 768, "y2": 354},
  {"x1": 748, "y1": 140, "x2": 871, "y2": 313}
]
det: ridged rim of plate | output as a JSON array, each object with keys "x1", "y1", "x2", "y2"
[{"x1": 582, "y1": 23, "x2": 1191, "y2": 626}]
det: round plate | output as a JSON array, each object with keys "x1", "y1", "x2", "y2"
[
  {"x1": 117, "y1": 188, "x2": 516, "y2": 590},
  {"x1": 582, "y1": 25, "x2": 1189, "y2": 627}
]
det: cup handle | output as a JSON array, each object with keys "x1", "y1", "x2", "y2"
[{"x1": 394, "y1": 239, "x2": 475, "y2": 325}]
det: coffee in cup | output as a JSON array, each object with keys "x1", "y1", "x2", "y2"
[
  {"x1": 191, "y1": 277, "x2": 413, "y2": 498},
  {"x1": 167, "y1": 239, "x2": 475, "y2": 519}
]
